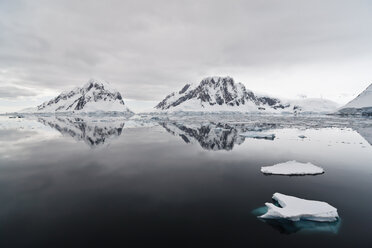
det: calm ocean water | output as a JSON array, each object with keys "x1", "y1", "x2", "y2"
[{"x1": 0, "y1": 115, "x2": 371, "y2": 247}]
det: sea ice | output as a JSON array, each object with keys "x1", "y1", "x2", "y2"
[
  {"x1": 261, "y1": 160, "x2": 324, "y2": 175},
  {"x1": 259, "y1": 193, "x2": 339, "y2": 222}
]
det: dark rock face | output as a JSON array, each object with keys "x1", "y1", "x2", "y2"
[
  {"x1": 179, "y1": 84, "x2": 191, "y2": 94},
  {"x1": 37, "y1": 79, "x2": 127, "y2": 112},
  {"x1": 155, "y1": 76, "x2": 290, "y2": 111}
]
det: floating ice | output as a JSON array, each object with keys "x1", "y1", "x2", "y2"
[
  {"x1": 298, "y1": 135, "x2": 306, "y2": 139},
  {"x1": 261, "y1": 160, "x2": 324, "y2": 175},
  {"x1": 252, "y1": 206, "x2": 341, "y2": 234},
  {"x1": 239, "y1": 132, "x2": 275, "y2": 140},
  {"x1": 259, "y1": 193, "x2": 339, "y2": 222}
]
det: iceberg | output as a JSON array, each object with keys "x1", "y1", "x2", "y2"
[
  {"x1": 259, "y1": 193, "x2": 339, "y2": 222},
  {"x1": 252, "y1": 206, "x2": 341, "y2": 234},
  {"x1": 239, "y1": 131, "x2": 275, "y2": 140},
  {"x1": 261, "y1": 160, "x2": 324, "y2": 175}
]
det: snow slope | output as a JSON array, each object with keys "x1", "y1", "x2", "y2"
[
  {"x1": 30, "y1": 79, "x2": 133, "y2": 114},
  {"x1": 342, "y1": 84, "x2": 372, "y2": 108},
  {"x1": 287, "y1": 98, "x2": 340, "y2": 113},
  {"x1": 338, "y1": 83, "x2": 372, "y2": 115}
]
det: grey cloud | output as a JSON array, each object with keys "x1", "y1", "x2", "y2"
[
  {"x1": 0, "y1": 86, "x2": 37, "y2": 99},
  {"x1": 0, "y1": 0, "x2": 371, "y2": 102}
]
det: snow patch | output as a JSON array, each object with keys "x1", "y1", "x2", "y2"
[{"x1": 338, "y1": 83, "x2": 372, "y2": 115}]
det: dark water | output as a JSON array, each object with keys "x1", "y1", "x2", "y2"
[{"x1": 0, "y1": 115, "x2": 372, "y2": 247}]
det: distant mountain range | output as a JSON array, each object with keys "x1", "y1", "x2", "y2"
[
  {"x1": 22, "y1": 76, "x2": 372, "y2": 115},
  {"x1": 338, "y1": 83, "x2": 372, "y2": 115},
  {"x1": 154, "y1": 76, "x2": 339, "y2": 113},
  {"x1": 25, "y1": 79, "x2": 133, "y2": 114}
]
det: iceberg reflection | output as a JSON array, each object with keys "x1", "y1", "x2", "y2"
[{"x1": 252, "y1": 206, "x2": 341, "y2": 234}]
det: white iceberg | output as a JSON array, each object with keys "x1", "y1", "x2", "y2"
[
  {"x1": 239, "y1": 132, "x2": 275, "y2": 140},
  {"x1": 259, "y1": 193, "x2": 339, "y2": 222},
  {"x1": 261, "y1": 160, "x2": 324, "y2": 175}
]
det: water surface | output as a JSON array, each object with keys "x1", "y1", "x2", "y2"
[{"x1": 0, "y1": 115, "x2": 371, "y2": 247}]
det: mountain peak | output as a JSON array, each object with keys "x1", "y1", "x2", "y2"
[
  {"x1": 201, "y1": 76, "x2": 234, "y2": 83},
  {"x1": 82, "y1": 78, "x2": 115, "y2": 92},
  {"x1": 154, "y1": 76, "x2": 339, "y2": 113},
  {"x1": 155, "y1": 76, "x2": 288, "y2": 111},
  {"x1": 35, "y1": 79, "x2": 132, "y2": 113}
]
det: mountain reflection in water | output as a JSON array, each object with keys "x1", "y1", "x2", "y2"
[
  {"x1": 160, "y1": 122, "x2": 278, "y2": 151},
  {"x1": 38, "y1": 116, "x2": 125, "y2": 148},
  {"x1": 37, "y1": 115, "x2": 372, "y2": 151}
]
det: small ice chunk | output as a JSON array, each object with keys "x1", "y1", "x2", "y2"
[
  {"x1": 261, "y1": 160, "x2": 324, "y2": 175},
  {"x1": 239, "y1": 132, "x2": 275, "y2": 140},
  {"x1": 259, "y1": 193, "x2": 339, "y2": 222},
  {"x1": 213, "y1": 127, "x2": 230, "y2": 132},
  {"x1": 298, "y1": 135, "x2": 306, "y2": 139}
]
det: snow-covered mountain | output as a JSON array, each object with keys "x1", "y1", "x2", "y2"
[
  {"x1": 32, "y1": 79, "x2": 133, "y2": 114},
  {"x1": 154, "y1": 76, "x2": 338, "y2": 113},
  {"x1": 338, "y1": 83, "x2": 372, "y2": 115}
]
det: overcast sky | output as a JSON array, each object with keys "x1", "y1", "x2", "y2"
[{"x1": 1, "y1": 0, "x2": 372, "y2": 112}]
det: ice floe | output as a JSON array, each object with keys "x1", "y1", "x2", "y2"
[
  {"x1": 261, "y1": 160, "x2": 324, "y2": 175},
  {"x1": 259, "y1": 193, "x2": 339, "y2": 222},
  {"x1": 252, "y1": 205, "x2": 341, "y2": 234}
]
